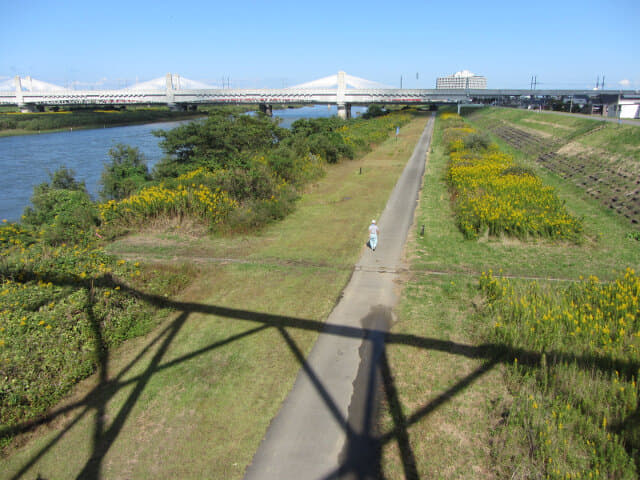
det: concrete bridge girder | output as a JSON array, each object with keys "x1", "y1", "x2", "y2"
[{"x1": 3, "y1": 71, "x2": 637, "y2": 114}]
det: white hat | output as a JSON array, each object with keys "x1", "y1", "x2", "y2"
[{"x1": 371, "y1": 219, "x2": 376, "y2": 224}]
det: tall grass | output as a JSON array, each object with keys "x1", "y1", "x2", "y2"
[
  {"x1": 480, "y1": 269, "x2": 639, "y2": 479},
  {"x1": 441, "y1": 113, "x2": 582, "y2": 241}
]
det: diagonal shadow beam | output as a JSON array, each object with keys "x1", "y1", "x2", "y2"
[
  {"x1": 9, "y1": 404, "x2": 93, "y2": 480},
  {"x1": 74, "y1": 310, "x2": 190, "y2": 479},
  {"x1": 379, "y1": 348, "x2": 420, "y2": 480},
  {"x1": 1, "y1": 313, "x2": 182, "y2": 441},
  {"x1": 12, "y1": 271, "x2": 640, "y2": 379},
  {"x1": 379, "y1": 357, "x2": 500, "y2": 446},
  {"x1": 276, "y1": 325, "x2": 353, "y2": 437},
  {"x1": 5, "y1": 271, "x2": 637, "y2": 479},
  {"x1": 6, "y1": 318, "x2": 272, "y2": 480}
]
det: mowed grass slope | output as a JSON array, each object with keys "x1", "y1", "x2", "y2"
[
  {"x1": 379, "y1": 111, "x2": 639, "y2": 478},
  {"x1": 2, "y1": 115, "x2": 429, "y2": 479},
  {"x1": 465, "y1": 107, "x2": 640, "y2": 229},
  {"x1": 467, "y1": 107, "x2": 640, "y2": 161}
]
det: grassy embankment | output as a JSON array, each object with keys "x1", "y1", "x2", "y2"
[
  {"x1": 379, "y1": 110, "x2": 639, "y2": 478},
  {"x1": 1, "y1": 114, "x2": 430, "y2": 479},
  {"x1": 465, "y1": 107, "x2": 640, "y2": 228},
  {"x1": 0, "y1": 108, "x2": 206, "y2": 137}
]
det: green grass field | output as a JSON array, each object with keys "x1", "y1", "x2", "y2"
[
  {"x1": 379, "y1": 110, "x2": 639, "y2": 478},
  {"x1": 1, "y1": 115, "x2": 430, "y2": 479},
  {"x1": 5, "y1": 106, "x2": 638, "y2": 479}
]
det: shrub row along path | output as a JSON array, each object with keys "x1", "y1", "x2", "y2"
[{"x1": 244, "y1": 113, "x2": 435, "y2": 480}]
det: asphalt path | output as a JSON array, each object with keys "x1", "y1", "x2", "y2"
[{"x1": 244, "y1": 113, "x2": 435, "y2": 480}]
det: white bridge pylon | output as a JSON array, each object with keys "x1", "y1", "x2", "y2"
[
  {"x1": 126, "y1": 74, "x2": 216, "y2": 91},
  {"x1": 1, "y1": 72, "x2": 386, "y2": 92},
  {"x1": 2, "y1": 71, "x2": 623, "y2": 117},
  {"x1": 287, "y1": 71, "x2": 392, "y2": 118},
  {"x1": 288, "y1": 71, "x2": 392, "y2": 90},
  {"x1": 0, "y1": 76, "x2": 66, "y2": 92}
]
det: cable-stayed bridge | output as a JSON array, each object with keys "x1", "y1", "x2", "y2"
[{"x1": 0, "y1": 71, "x2": 636, "y2": 118}]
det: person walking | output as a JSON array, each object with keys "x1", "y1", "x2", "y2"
[{"x1": 368, "y1": 219, "x2": 379, "y2": 251}]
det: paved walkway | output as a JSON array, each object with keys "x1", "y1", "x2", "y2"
[{"x1": 244, "y1": 114, "x2": 435, "y2": 480}]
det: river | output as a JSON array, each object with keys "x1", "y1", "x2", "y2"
[{"x1": 0, "y1": 105, "x2": 367, "y2": 222}]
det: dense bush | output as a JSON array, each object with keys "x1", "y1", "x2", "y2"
[
  {"x1": 285, "y1": 117, "x2": 355, "y2": 163},
  {"x1": 100, "y1": 110, "x2": 410, "y2": 233},
  {"x1": 100, "y1": 144, "x2": 151, "y2": 201},
  {"x1": 303, "y1": 131, "x2": 354, "y2": 163},
  {"x1": 463, "y1": 132, "x2": 492, "y2": 151},
  {"x1": 361, "y1": 104, "x2": 387, "y2": 119},
  {"x1": 22, "y1": 167, "x2": 99, "y2": 245},
  {"x1": 152, "y1": 111, "x2": 288, "y2": 177}
]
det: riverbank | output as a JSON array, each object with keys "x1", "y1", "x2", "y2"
[{"x1": 0, "y1": 109, "x2": 208, "y2": 138}]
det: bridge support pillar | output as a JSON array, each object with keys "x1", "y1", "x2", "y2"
[
  {"x1": 337, "y1": 103, "x2": 351, "y2": 120},
  {"x1": 20, "y1": 104, "x2": 43, "y2": 113},
  {"x1": 168, "y1": 103, "x2": 187, "y2": 112},
  {"x1": 259, "y1": 103, "x2": 273, "y2": 117}
]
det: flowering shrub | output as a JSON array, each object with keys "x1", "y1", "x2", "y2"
[
  {"x1": 338, "y1": 112, "x2": 412, "y2": 152},
  {"x1": 0, "y1": 240, "x2": 192, "y2": 447},
  {"x1": 99, "y1": 183, "x2": 237, "y2": 227},
  {"x1": 100, "y1": 111, "x2": 412, "y2": 233},
  {"x1": 441, "y1": 113, "x2": 582, "y2": 241},
  {"x1": 480, "y1": 269, "x2": 640, "y2": 478},
  {"x1": 0, "y1": 221, "x2": 36, "y2": 249}
]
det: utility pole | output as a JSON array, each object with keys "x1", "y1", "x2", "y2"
[
  {"x1": 400, "y1": 75, "x2": 403, "y2": 89},
  {"x1": 618, "y1": 91, "x2": 622, "y2": 125}
]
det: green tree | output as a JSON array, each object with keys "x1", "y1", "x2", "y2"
[
  {"x1": 287, "y1": 118, "x2": 353, "y2": 163},
  {"x1": 22, "y1": 167, "x2": 98, "y2": 245},
  {"x1": 100, "y1": 144, "x2": 150, "y2": 201},
  {"x1": 152, "y1": 111, "x2": 288, "y2": 178},
  {"x1": 49, "y1": 165, "x2": 87, "y2": 191},
  {"x1": 362, "y1": 104, "x2": 387, "y2": 119}
]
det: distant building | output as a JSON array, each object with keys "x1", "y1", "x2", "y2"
[
  {"x1": 606, "y1": 96, "x2": 640, "y2": 119},
  {"x1": 436, "y1": 70, "x2": 487, "y2": 89}
]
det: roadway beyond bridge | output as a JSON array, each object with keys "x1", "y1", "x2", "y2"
[{"x1": 1, "y1": 71, "x2": 637, "y2": 119}]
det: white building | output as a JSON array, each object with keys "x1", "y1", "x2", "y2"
[
  {"x1": 436, "y1": 70, "x2": 487, "y2": 89},
  {"x1": 606, "y1": 97, "x2": 640, "y2": 119}
]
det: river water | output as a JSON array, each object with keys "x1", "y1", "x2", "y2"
[{"x1": 0, "y1": 105, "x2": 366, "y2": 222}]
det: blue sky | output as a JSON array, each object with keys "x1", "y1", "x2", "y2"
[{"x1": 2, "y1": 0, "x2": 638, "y2": 90}]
